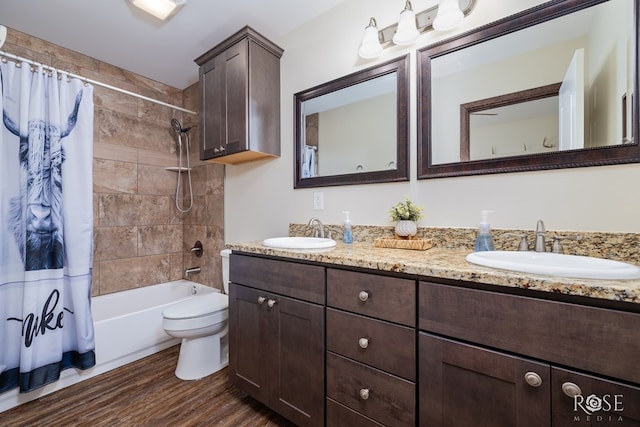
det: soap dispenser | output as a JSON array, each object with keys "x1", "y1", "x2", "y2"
[
  {"x1": 474, "y1": 210, "x2": 495, "y2": 252},
  {"x1": 342, "y1": 211, "x2": 353, "y2": 244}
]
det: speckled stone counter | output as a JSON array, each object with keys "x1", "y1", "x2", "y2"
[{"x1": 225, "y1": 241, "x2": 640, "y2": 305}]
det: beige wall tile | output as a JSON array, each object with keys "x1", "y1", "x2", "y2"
[
  {"x1": 94, "y1": 142, "x2": 138, "y2": 163},
  {"x1": 94, "y1": 159, "x2": 138, "y2": 194},
  {"x1": 138, "y1": 164, "x2": 176, "y2": 196},
  {"x1": 99, "y1": 254, "x2": 171, "y2": 293},
  {"x1": 94, "y1": 226, "x2": 138, "y2": 261},
  {"x1": 138, "y1": 224, "x2": 182, "y2": 256}
]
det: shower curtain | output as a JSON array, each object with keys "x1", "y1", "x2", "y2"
[{"x1": 0, "y1": 61, "x2": 95, "y2": 393}]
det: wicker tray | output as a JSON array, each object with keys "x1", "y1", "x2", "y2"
[{"x1": 373, "y1": 238, "x2": 433, "y2": 251}]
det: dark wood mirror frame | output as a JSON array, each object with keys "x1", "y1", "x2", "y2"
[
  {"x1": 294, "y1": 55, "x2": 410, "y2": 188},
  {"x1": 417, "y1": 0, "x2": 640, "y2": 179}
]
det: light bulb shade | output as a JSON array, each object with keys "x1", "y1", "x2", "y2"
[
  {"x1": 128, "y1": 0, "x2": 186, "y2": 20},
  {"x1": 358, "y1": 20, "x2": 382, "y2": 59},
  {"x1": 392, "y1": 8, "x2": 419, "y2": 45},
  {"x1": 433, "y1": 0, "x2": 464, "y2": 31}
]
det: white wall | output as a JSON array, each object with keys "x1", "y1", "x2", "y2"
[{"x1": 224, "y1": 0, "x2": 640, "y2": 243}]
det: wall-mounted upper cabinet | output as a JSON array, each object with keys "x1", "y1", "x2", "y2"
[{"x1": 195, "y1": 26, "x2": 283, "y2": 165}]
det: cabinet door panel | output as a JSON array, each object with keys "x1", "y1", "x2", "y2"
[
  {"x1": 200, "y1": 56, "x2": 225, "y2": 158},
  {"x1": 552, "y1": 367, "x2": 640, "y2": 426},
  {"x1": 419, "y1": 333, "x2": 550, "y2": 427},
  {"x1": 224, "y1": 41, "x2": 247, "y2": 153},
  {"x1": 228, "y1": 283, "x2": 269, "y2": 405},
  {"x1": 270, "y1": 296, "x2": 324, "y2": 427}
]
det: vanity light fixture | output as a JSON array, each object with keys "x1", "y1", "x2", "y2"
[
  {"x1": 392, "y1": 1, "x2": 420, "y2": 46},
  {"x1": 358, "y1": 0, "x2": 476, "y2": 59},
  {"x1": 433, "y1": 0, "x2": 464, "y2": 31},
  {"x1": 128, "y1": 0, "x2": 186, "y2": 20},
  {"x1": 358, "y1": 18, "x2": 383, "y2": 59}
]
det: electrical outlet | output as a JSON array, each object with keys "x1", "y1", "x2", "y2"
[{"x1": 313, "y1": 192, "x2": 324, "y2": 210}]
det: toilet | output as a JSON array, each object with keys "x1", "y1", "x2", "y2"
[{"x1": 162, "y1": 249, "x2": 231, "y2": 380}]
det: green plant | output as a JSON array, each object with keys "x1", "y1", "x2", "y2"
[{"x1": 389, "y1": 197, "x2": 424, "y2": 222}]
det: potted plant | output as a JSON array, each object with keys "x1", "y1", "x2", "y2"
[{"x1": 389, "y1": 197, "x2": 424, "y2": 239}]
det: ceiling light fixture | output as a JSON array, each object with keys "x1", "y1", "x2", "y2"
[
  {"x1": 128, "y1": 0, "x2": 186, "y2": 21},
  {"x1": 359, "y1": 0, "x2": 476, "y2": 59}
]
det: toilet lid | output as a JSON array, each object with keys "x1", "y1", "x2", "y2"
[{"x1": 163, "y1": 292, "x2": 228, "y2": 319}]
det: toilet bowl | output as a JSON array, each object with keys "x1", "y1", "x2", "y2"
[{"x1": 162, "y1": 249, "x2": 231, "y2": 380}]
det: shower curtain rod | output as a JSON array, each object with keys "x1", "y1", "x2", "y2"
[{"x1": 0, "y1": 49, "x2": 198, "y2": 116}]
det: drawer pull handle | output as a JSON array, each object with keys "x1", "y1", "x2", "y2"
[
  {"x1": 267, "y1": 299, "x2": 278, "y2": 308},
  {"x1": 524, "y1": 372, "x2": 543, "y2": 387},
  {"x1": 257, "y1": 296, "x2": 266, "y2": 304},
  {"x1": 359, "y1": 388, "x2": 370, "y2": 400},
  {"x1": 358, "y1": 291, "x2": 369, "y2": 302},
  {"x1": 358, "y1": 338, "x2": 369, "y2": 349},
  {"x1": 562, "y1": 382, "x2": 582, "y2": 398}
]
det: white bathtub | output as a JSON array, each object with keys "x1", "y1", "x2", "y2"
[{"x1": 0, "y1": 280, "x2": 216, "y2": 413}]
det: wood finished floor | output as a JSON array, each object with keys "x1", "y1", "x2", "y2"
[{"x1": 0, "y1": 345, "x2": 295, "y2": 427}]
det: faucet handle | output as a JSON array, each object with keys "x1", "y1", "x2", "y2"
[
  {"x1": 504, "y1": 233, "x2": 529, "y2": 251},
  {"x1": 551, "y1": 235, "x2": 582, "y2": 254}
]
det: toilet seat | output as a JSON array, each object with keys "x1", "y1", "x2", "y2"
[{"x1": 163, "y1": 292, "x2": 228, "y2": 320}]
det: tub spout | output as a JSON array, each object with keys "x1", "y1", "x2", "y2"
[{"x1": 184, "y1": 267, "x2": 201, "y2": 277}]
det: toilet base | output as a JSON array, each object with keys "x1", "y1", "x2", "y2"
[{"x1": 174, "y1": 326, "x2": 229, "y2": 380}]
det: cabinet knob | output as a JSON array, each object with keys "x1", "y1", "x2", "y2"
[
  {"x1": 358, "y1": 338, "x2": 369, "y2": 349},
  {"x1": 359, "y1": 388, "x2": 370, "y2": 400},
  {"x1": 562, "y1": 382, "x2": 582, "y2": 398},
  {"x1": 214, "y1": 147, "x2": 220, "y2": 153},
  {"x1": 220, "y1": 145, "x2": 225, "y2": 152},
  {"x1": 524, "y1": 372, "x2": 543, "y2": 387},
  {"x1": 257, "y1": 296, "x2": 266, "y2": 304},
  {"x1": 358, "y1": 291, "x2": 369, "y2": 302},
  {"x1": 267, "y1": 299, "x2": 278, "y2": 308}
]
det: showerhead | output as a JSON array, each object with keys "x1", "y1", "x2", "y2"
[
  {"x1": 170, "y1": 118, "x2": 196, "y2": 135},
  {"x1": 170, "y1": 118, "x2": 183, "y2": 135}
]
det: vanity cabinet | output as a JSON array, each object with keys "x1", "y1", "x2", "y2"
[
  {"x1": 325, "y1": 268, "x2": 416, "y2": 426},
  {"x1": 418, "y1": 281, "x2": 640, "y2": 426},
  {"x1": 195, "y1": 26, "x2": 283, "y2": 165},
  {"x1": 228, "y1": 254, "x2": 325, "y2": 426}
]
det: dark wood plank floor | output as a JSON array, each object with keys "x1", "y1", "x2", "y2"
[{"x1": 0, "y1": 345, "x2": 295, "y2": 427}]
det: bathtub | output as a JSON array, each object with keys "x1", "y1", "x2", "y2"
[{"x1": 0, "y1": 280, "x2": 216, "y2": 413}]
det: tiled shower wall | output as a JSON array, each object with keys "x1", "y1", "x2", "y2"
[{"x1": 4, "y1": 28, "x2": 225, "y2": 296}]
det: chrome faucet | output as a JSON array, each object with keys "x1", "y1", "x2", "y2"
[
  {"x1": 184, "y1": 266, "x2": 201, "y2": 277},
  {"x1": 307, "y1": 217, "x2": 325, "y2": 238},
  {"x1": 534, "y1": 220, "x2": 546, "y2": 252}
]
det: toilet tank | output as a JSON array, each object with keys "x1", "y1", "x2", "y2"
[{"x1": 220, "y1": 249, "x2": 231, "y2": 294}]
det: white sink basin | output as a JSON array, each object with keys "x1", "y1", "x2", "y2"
[
  {"x1": 466, "y1": 251, "x2": 640, "y2": 280},
  {"x1": 262, "y1": 236, "x2": 337, "y2": 250}
]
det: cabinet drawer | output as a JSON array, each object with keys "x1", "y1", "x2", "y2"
[
  {"x1": 419, "y1": 281, "x2": 640, "y2": 384},
  {"x1": 326, "y1": 352, "x2": 415, "y2": 426},
  {"x1": 230, "y1": 254, "x2": 325, "y2": 304},
  {"x1": 327, "y1": 268, "x2": 415, "y2": 326},
  {"x1": 326, "y1": 398, "x2": 385, "y2": 427},
  {"x1": 327, "y1": 308, "x2": 415, "y2": 381},
  {"x1": 551, "y1": 367, "x2": 640, "y2": 426}
]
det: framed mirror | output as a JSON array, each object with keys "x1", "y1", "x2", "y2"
[
  {"x1": 294, "y1": 55, "x2": 409, "y2": 188},
  {"x1": 418, "y1": 0, "x2": 640, "y2": 178}
]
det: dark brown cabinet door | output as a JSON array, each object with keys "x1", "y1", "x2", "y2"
[
  {"x1": 200, "y1": 54, "x2": 225, "y2": 159},
  {"x1": 222, "y1": 41, "x2": 247, "y2": 155},
  {"x1": 419, "y1": 333, "x2": 551, "y2": 427},
  {"x1": 552, "y1": 367, "x2": 640, "y2": 426},
  {"x1": 229, "y1": 283, "x2": 324, "y2": 427},
  {"x1": 269, "y1": 294, "x2": 324, "y2": 427},
  {"x1": 228, "y1": 283, "x2": 270, "y2": 405}
]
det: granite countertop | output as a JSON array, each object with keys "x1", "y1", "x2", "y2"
[{"x1": 226, "y1": 241, "x2": 640, "y2": 305}]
